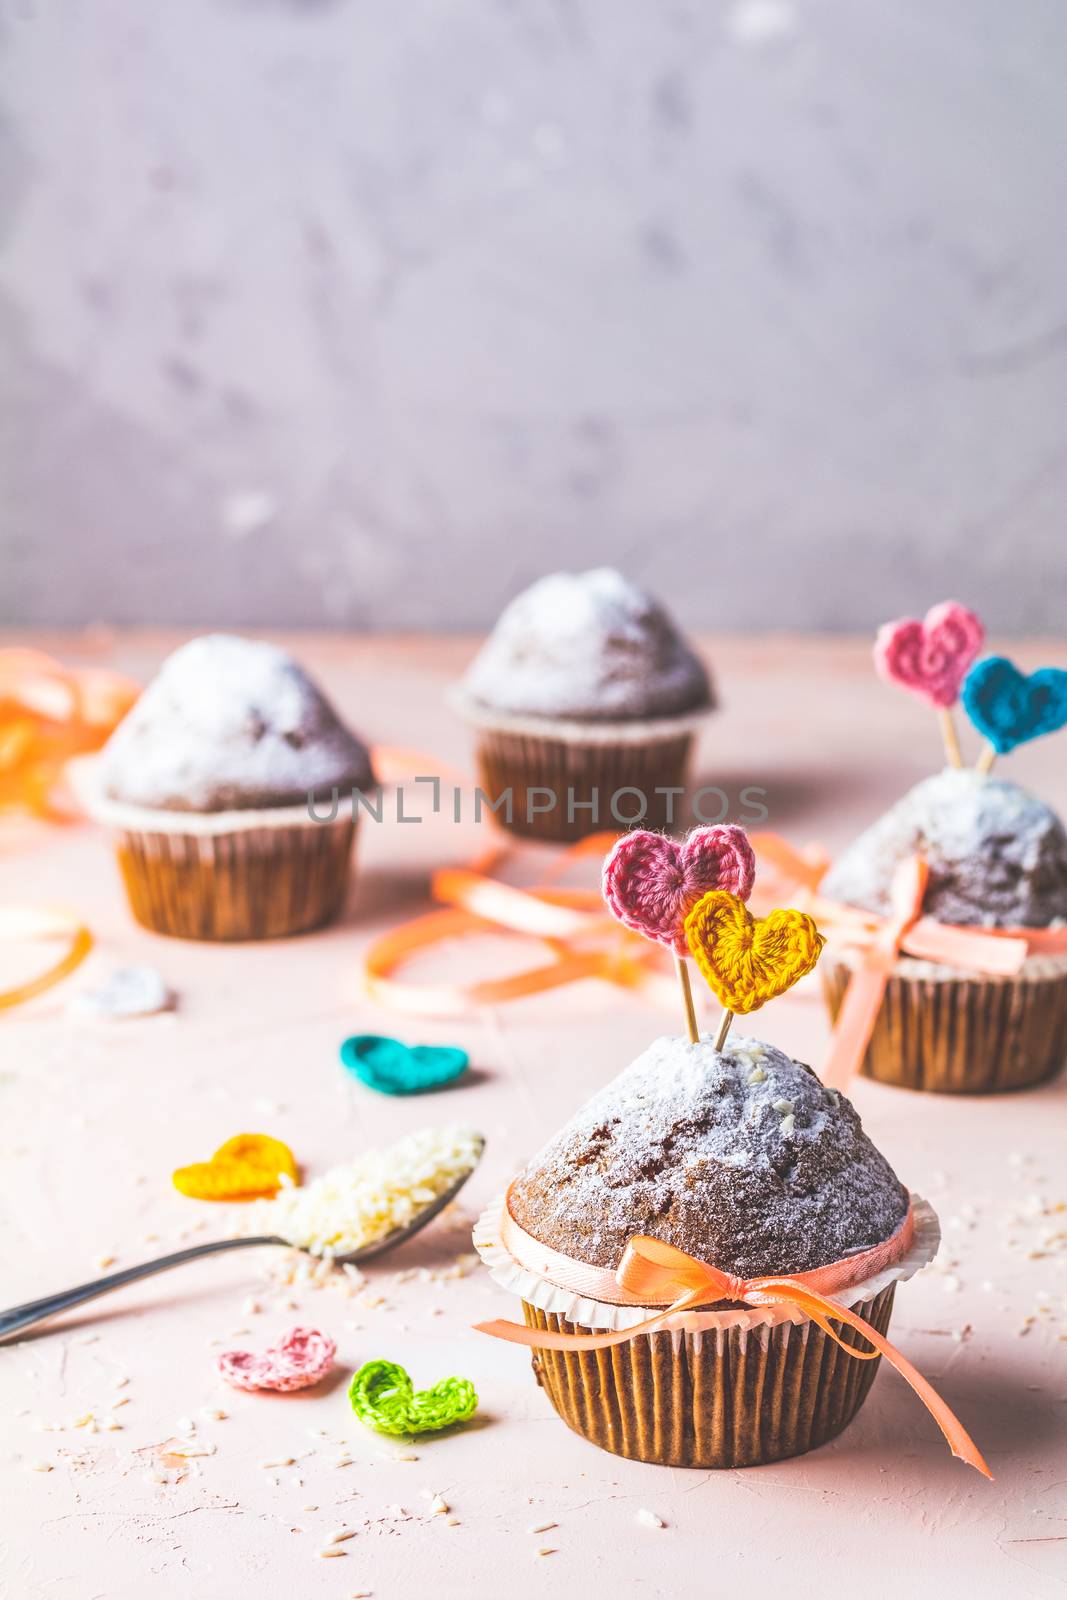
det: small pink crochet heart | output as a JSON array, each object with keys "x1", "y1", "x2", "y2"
[
  {"x1": 874, "y1": 601, "x2": 984, "y2": 709},
  {"x1": 217, "y1": 1326, "x2": 336, "y2": 1393},
  {"x1": 602, "y1": 827, "x2": 756, "y2": 955}
]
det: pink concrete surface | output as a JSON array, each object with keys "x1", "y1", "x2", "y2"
[{"x1": 2, "y1": 631, "x2": 1066, "y2": 1600}]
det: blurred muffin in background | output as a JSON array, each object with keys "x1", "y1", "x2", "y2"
[
  {"x1": 451, "y1": 568, "x2": 713, "y2": 842},
  {"x1": 85, "y1": 634, "x2": 373, "y2": 940}
]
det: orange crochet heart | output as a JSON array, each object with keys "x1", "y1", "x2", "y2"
[
  {"x1": 684, "y1": 890, "x2": 824, "y2": 1014},
  {"x1": 172, "y1": 1133, "x2": 299, "y2": 1201}
]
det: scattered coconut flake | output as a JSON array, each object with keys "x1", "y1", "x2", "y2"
[
  {"x1": 250, "y1": 1127, "x2": 482, "y2": 1257},
  {"x1": 529, "y1": 1520, "x2": 558, "y2": 1534},
  {"x1": 637, "y1": 1508, "x2": 665, "y2": 1529}
]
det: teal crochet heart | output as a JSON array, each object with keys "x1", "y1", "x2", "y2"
[
  {"x1": 962, "y1": 657, "x2": 1067, "y2": 755},
  {"x1": 339, "y1": 1033, "x2": 469, "y2": 1096},
  {"x1": 348, "y1": 1359, "x2": 478, "y2": 1436}
]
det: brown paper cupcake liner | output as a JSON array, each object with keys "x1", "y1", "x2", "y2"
[
  {"x1": 67, "y1": 755, "x2": 360, "y2": 942},
  {"x1": 523, "y1": 1285, "x2": 896, "y2": 1468},
  {"x1": 475, "y1": 1192, "x2": 938, "y2": 1471},
  {"x1": 112, "y1": 815, "x2": 357, "y2": 941},
  {"x1": 822, "y1": 959, "x2": 1067, "y2": 1094},
  {"x1": 472, "y1": 728, "x2": 695, "y2": 843}
]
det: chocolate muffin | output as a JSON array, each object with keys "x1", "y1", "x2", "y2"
[
  {"x1": 821, "y1": 769, "x2": 1067, "y2": 929},
  {"x1": 83, "y1": 635, "x2": 373, "y2": 941},
  {"x1": 820, "y1": 770, "x2": 1067, "y2": 1092},
  {"x1": 99, "y1": 634, "x2": 373, "y2": 811},
  {"x1": 451, "y1": 569, "x2": 713, "y2": 841},
  {"x1": 511, "y1": 1036, "x2": 907, "y2": 1277},
  {"x1": 478, "y1": 1035, "x2": 934, "y2": 1469},
  {"x1": 461, "y1": 567, "x2": 711, "y2": 722}
]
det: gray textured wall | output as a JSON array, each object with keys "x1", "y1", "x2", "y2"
[{"x1": 2, "y1": 0, "x2": 1066, "y2": 632}]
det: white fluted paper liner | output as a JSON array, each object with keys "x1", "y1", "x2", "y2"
[
  {"x1": 474, "y1": 1191, "x2": 939, "y2": 1336},
  {"x1": 828, "y1": 935, "x2": 1067, "y2": 985},
  {"x1": 67, "y1": 754, "x2": 357, "y2": 837},
  {"x1": 447, "y1": 686, "x2": 711, "y2": 747}
]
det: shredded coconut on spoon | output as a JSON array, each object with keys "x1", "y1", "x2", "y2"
[{"x1": 250, "y1": 1126, "x2": 482, "y2": 1257}]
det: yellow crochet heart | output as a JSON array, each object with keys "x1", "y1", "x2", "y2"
[
  {"x1": 684, "y1": 891, "x2": 824, "y2": 1014},
  {"x1": 172, "y1": 1133, "x2": 299, "y2": 1201}
]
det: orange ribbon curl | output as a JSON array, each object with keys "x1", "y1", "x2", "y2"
[
  {"x1": 0, "y1": 907, "x2": 93, "y2": 1011},
  {"x1": 476, "y1": 1191, "x2": 990, "y2": 1478},
  {"x1": 364, "y1": 833, "x2": 679, "y2": 1016},
  {"x1": 0, "y1": 648, "x2": 139, "y2": 820},
  {"x1": 0, "y1": 649, "x2": 136, "y2": 1009}
]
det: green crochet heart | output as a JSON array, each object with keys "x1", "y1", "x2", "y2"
[{"x1": 348, "y1": 1359, "x2": 478, "y2": 1437}]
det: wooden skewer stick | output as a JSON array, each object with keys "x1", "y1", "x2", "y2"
[
  {"x1": 675, "y1": 955, "x2": 700, "y2": 1045},
  {"x1": 975, "y1": 741, "x2": 997, "y2": 775},
  {"x1": 714, "y1": 1008, "x2": 734, "y2": 1052},
  {"x1": 937, "y1": 708, "x2": 963, "y2": 769}
]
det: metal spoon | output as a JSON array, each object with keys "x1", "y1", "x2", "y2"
[{"x1": 0, "y1": 1141, "x2": 484, "y2": 1342}]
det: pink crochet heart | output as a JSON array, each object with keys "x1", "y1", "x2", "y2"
[
  {"x1": 217, "y1": 1326, "x2": 336, "y2": 1393},
  {"x1": 874, "y1": 601, "x2": 984, "y2": 709},
  {"x1": 602, "y1": 827, "x2": 756, "y2": 955}
]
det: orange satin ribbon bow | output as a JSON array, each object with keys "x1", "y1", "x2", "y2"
[
  {"x1": 749, "y1": 832, "x2": 1067, "y2": 1089},
  {"x1": 476, "y1": 1196, "x2": 991, "y2": 1478}
]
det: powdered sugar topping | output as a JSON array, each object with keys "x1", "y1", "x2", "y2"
[
  {"x1": 99, "y1": 634, "x2": 373, "y2": 812},
  {"x1": 461, "y1": 568, "x2": 711, "y2": 721},
  {"x1": 822, "y1": 769, "x2": 1067, "y2": 928},
  {"x1": 509, "y1": 1036, "x2": 908, "y2": 1276}
]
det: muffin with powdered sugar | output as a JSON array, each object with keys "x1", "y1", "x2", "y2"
[
  {"x1": 80, "y1": 635, "x2": 373, "y2": 941},
  {"x1": 462, "y1": 567, "x2": 711, "y2": 722},
  {"x1": 99, "y1": 634, "x2": 373, "y2": 812},
  {"x1": 821, "y1": 768, "x2": 1067, "y2": 930},
  {"x1": 475, "y1": 1030, "x2": 960, "y2": 1470},
  {"x1": 510, "y1": 1036, "x2": 907, "y2": 1277},
  {"x1": 472, "y1": 826, "x2": 991, "y2": 1475},
  {"x1": 452, "y1": 568, "x2": 713, "y2": 841},
  {"x1": 820, "y1": 767, "x2": 1067, "y2": 1093}
]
